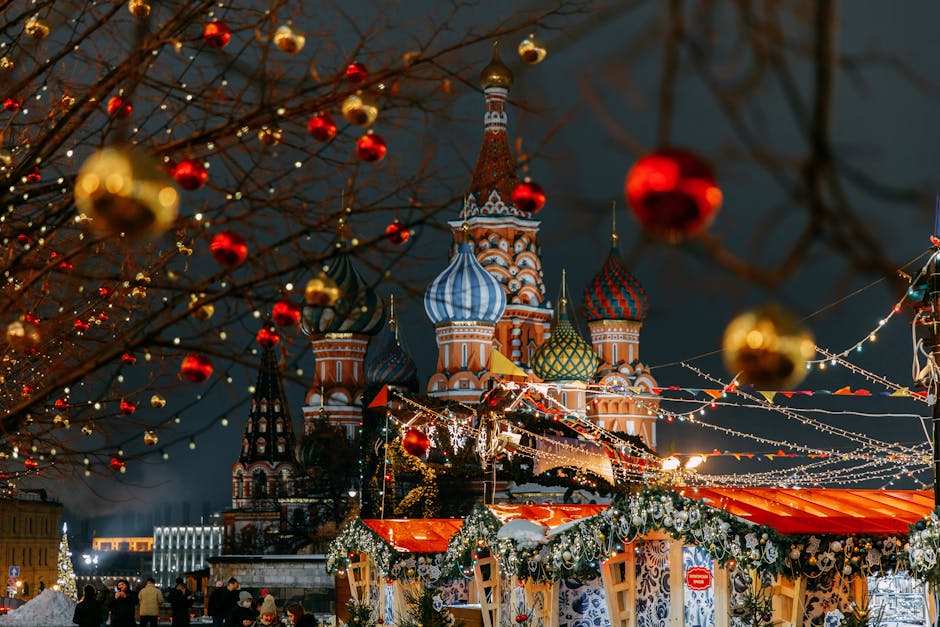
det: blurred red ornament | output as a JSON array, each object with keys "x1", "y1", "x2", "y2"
[
  {"x1": 357, "y1": 131, "x2": 386, "y2": 162},
  {"x1": 54, "y1": 398, "x2": 69, "y2": 410},
  {"x1": 58, "y1": 260, "x2": 73, "y2": 271},
  {"x1": 402, "y1": 428, "x2": 430, "y2": 457},
  {"x1": 512, "y1": 178, "x2": 546, "y2": 214},
  {"x1": 385, "y1": 220, "x2": 410, "y2": 245},
  {"x1": 119, "y1": 399, "x2": 136, "y2": 415},
  {"x1": 98, "y1": 312, "x2": 109, "y2": 321},
  {"x1": 107, "y1": 96, "x2": 133, "y2": 118},
  {"x1": 256, "y1": 327, "x2": 279, "y2": 348},
  {"x1": 203, "y1": 21, "x2": 231, "y2": 48},
  {"x1": 345, "y1": 61, "x2": 368, "y2": 83},
  {"x1": 16, "y1": 234, "x2": 31, "y2": 246},
  {"x1": 109, "y1": 457, "x2": 126, "y2": 471},
  {"x1": 23, "y1": 458, "x2": 38, "y2": 471},
  {"x1": 3, "y1": 98, "x2": 20, "y2": 112},
  {"x1": 181, "y1": 353, "x2": 213, "y2": 382},
  {"x1": 99, "y1": 286, "x2": 112, "y2": 298},
  {"x1": 307, "y1": 113, "x2": 337, "y2": 142},
  {"x1": 624, "y1": 148, "x2": 722, "y2": 241},
  {"x1": 122, "y1": 352, "x2": 137, "y2": 365},
  {"x1": 172, "y1": 159, "x2": 208, "y2": 190},
  {"x1": 271, "y1": 299, "x2": 301, "y2": 327},
  {"x1": 21, "y1": 384, "x2": 33, "y2": 396},
  {"x1": 74, "y1": 319, "x2": 90, "y2": 333},
  {"x1": 210, "y1": 230, "x2": 248, "y2": 267},
  {"x1": 23, "y1": 313, "x2": 39, "y2": 325},
  {"x1": 26, "y1": 167, "x2": 40, "y2": 183}
]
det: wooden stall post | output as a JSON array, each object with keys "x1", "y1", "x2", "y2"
[
  {"x1": 771, "y1": 574, "x2": 805, "y2": 627},
  {"x1": 473, "y1": 555, "x2": 500, "y2": 627},
  {"x1": 524, "y1": 579, "x2": 559, "y2": 627},
  {"x1": 713, "y1": 565, "x2": 729, "y2": 627},
  {"x1": 668, "y1": 539, "x2": 685, "y2": 626},
  {"x1": 600, "y1": 548, "x2": 636, "y2": 626},
  {"x1": 346, "y1": 553, "x2": 370, "y2": 602}
]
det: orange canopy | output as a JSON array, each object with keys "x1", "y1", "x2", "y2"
[
  {"x1": 363, "y1": 518, "x2": 464, "y2": 553},
  {"x1": 487, "y1": 503, "x2": 608, "y2": 527}
]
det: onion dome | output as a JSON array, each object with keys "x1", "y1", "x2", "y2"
[
  {"x1": 425, "y1": 241, "x2": 506, "y2": 324},
  {"x1": 480, "y1": 41, "x2": 513, "y2": 89},
  {"x1": 532, "y1": 274, "x2": 599, "y2": 382},
  {"x1": 302, "y1": 244, "x2": 384, "y2": 335},
  {"x1": 582, "y1": 214, "x2": 648, "y2": 322},
  {"x1": 365, "y1": 296, "x2": 418, "y2": 389}
]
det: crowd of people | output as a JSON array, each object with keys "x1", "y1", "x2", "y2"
[{"x1": 71, "y1": 577, "x2": 316, "y2": 627}]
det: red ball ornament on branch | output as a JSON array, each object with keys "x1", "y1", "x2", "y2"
[
  {"x1": 203, "y1": 21, "x2": 231, "y2": 48},
  {"x1": 121, "y1": 352, "x2": 137, "y2": 365},
  {"x1": 624, "y1": 148, "x2": 722, "y2": 241},
  {"x1": 345, "y1": 61, "x2": 368, "y2": 83},
  {"x1": 109, "y1": 457, "x2": 126, "y2": 472},
  {"x1": 23, "y1": 457, "x2": 39, "y2": 471},
  {"x1": 181, "y1": 353, "x2": 213, "y2": 383},
  {"x1": 307, "y1": 113, "x2": 337, "y2": 142},
  {"x1": 512, "y1": 178, "x2": 547, "y2": 214},
  {"x1": 256, "y1": 327, "x2": 279, "y2": 348},
  {"x1": 107, "y1": 96, "x2": 133, "y2": 118},
  {"x1": 172, "y1": 159, "x2": 208, "y2": 190},
  {"x1": 210, "y1": 230, "x2": 248, "y2": 267},
  {"x1": 402, "y1": 428, "x2": 430, "y2": 458},
  {"x1": 271, "y1": 299, "x2": 301, "y2": 327},
  {"x1": 74, "y1": 319, "x2": 90, "y2": 333},
  {"x1": 119, "y1": 399, "x2": 136, "y2": 415},
  {"x1": 385, "y1": 220, "x2": 410, "y2": 245},
  {"x1": 357, "y1": 131, "x2": 387, "y2": 162},
  {"x1": 3, "y1": 97, "x2": 20, "y2": 112}
]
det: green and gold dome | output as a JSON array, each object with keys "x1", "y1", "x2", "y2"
[{"x1": 531, "y1": 275, "x2": 599, "y2": 382}]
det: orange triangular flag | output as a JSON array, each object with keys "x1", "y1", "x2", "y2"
[
  {"x1": 368, "y1": 385, "x2": 388, "y2": 408},
  {"x1": 834, "y1": 386, "x2": 852, "y2": 395}
]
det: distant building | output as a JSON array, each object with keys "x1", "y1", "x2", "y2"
[
  {"x1": 76, "y1": 535, "x2": 153, "y2": 589},
  {"x1": 152, "y1": 525, "x2": 222, "y2": 589},
  {"x1": 0, "y1": 490, "x2": 62, "y2": 600}
]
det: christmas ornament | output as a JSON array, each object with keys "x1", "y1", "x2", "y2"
[
  {"x1": 722, "y1": 304, "x2": 816, "y2": 390},
  {"x1": 121, "y1": 352, "x2": 136, "y2": 365},
  {"x1": 210, "y1": 230, "x2": 248, "y2": 267},
  {"x1": 345, "y1": 61, "x2": 368, "y2": 83},
  {"x1": 23, "y1": 457, "x2": 39, "y2": 471},
  {"x1": 256, "y1": 327, "x2": 279, "y2": 348},
  {"x1": 74, "y1": 319, "x2": 90, "y2": 333},
  {"x1": 3, "y1": 98, "x2": 20, "y2": 112},
  {"x1": 385, "y1": 220, "x2": 410, "y2": 245},
  {"x1": 53, "y1": 414, "x2": 69, "y2": 428},
  {"x1": 128, "y1": 0, "x2": 151, "y2": 18},
  {"x1": 402, "y1": 428, "x2": 430, "y2": 457},
  {"x1": 119, "y1": 399, "x2": 136, "y2": 415},
  {"x1": 356, "y1": 131, "x2": 386, "y2": 162},
  {"x1": 74, "y1": 146, "x2": 179, "y2": 239},
  {"x1": 82, "y1": 425, "x2": 93, "y2": 436},
  {"x1": 304, "y1": 272, "x2": 341, "y2": 306},
  {"x1": 109, "y1": 457, "x2": 126, "y2": 471},
  {"x1": 341, "y1": 91, "x2": 378, "y2": 127},
  {"x1": 258, "y1": 126, "x2": 283, "y2": 146},
  {"x1": 517, "y1": 34, "x2": 547, "y2": 64},
  {"x1": 203, "y1": 21, "x2": 231, "y2": 48},
  {"x1": 24, "y1": 17, "x2": 50, "y2": 39},
  {"x1": 26, "y1": 167, "x2": 40, "y2": 183},
  {"x1": 143, "y1": 430, "x2": 159, "y2": 446},
  {"x1": 190, "y1": 295, "x2": 215, "y2": 320},
  {"x1": 54, "y1": 398, "x2": 69, "y2": 410},
  {"x1": 150, "y1": 393, "x2": 166, "y2": 408},
  {"x1": 307, "y1": 113, "x2": 337, "y2": 142},
  {"x1": 512, "y1": 178, "x2": 546, "y2": 214},
  {"x1": 273, "y1": 24, "x2": 305, "y2": 54},
  {"x1": 172, "y1": 159, "x2": 208, "y2": 190},
  {"x1": 272, "y1": 299, "x2": 301, "y2": 327},
  {"x1": 107, "y1": 96, "x2": 132, "y2": 118},
  {"x1": 0, "y1": 57, "x2": 12, "y2": 72},
  {"x1": 5, "y1": 318, "x2": 41, "y2": 353},
  {"x1": 181, "y1": 353, "x2": 213, "y2": 383},
  {"x1": 624, "y1": 148, "x2": 722, "y2": 241}
]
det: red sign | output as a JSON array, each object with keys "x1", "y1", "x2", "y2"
[{"x1": 685, "y1": 566, "x2": 712, "y2": 591}]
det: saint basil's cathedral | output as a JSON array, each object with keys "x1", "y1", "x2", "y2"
[{"x1": 221, "y1": 48, "x2": 660, "y2": 551}]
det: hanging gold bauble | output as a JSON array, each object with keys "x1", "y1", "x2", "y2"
[
  {"x1": 53, "y1": 414, "x2": 69, "y2": 428},
  {"x1": 0, "y1": 57, "x2": 13, "y2": 72},
  {"x1": 273, "y1": 24, "x2": 305, "y2": 54},
  {"x1": 24, "y1": 17, "x2": 50, "y2": 39},
  {"x1": 190, "y1": 294, "x2": 215, "y2": 320},
  {"x1": 341, "y1": 91, "x2": 378, "y2": 127},
  {"x1": 722, "y1": 303, "x2": 816, "y2": 390},
  {"x1": 143, "y1": 430, "x2": 159, "y2": 446},
  {"x1": 150, "y1": 393, "x2": 166, "y2": 408},
  {"x1": 258, "y1": 126, "x2": 283, "y2": 147},
  {"x1": 74, "y1": 146, "x2": 179, "y2": 239},
  {"x1": 304, "y1": 272, "x2": 341, "y2": 306},
  {"x1": 128, "y1": 0, "x2": 151, "y2": 17},
  {"x1": 517, "y1": 34, "x2": 547, "y2": 64},
  {"x1": 5, "y1": 318, "x2": 41, "y2": 353},
  {"x1": 81, "y1": 424, "x2": 93, "y2": 436}
]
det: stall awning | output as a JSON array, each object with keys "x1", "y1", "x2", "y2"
[
  {"x1": 362, "y1": 518, "x2": 464, "y2": 553},
  {"x1": 682, "y1": 487, "x2": 934, "y2": 535},
  {"x1": 487, "y1": 503, "x2": 608, "y2": 527}
]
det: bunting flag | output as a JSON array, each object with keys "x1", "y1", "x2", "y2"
[
  {"x1": 368, "y1": 384, "x2": 389, "y2": 408},
  {"x1": 488, "y1": 349, "x2": 529, "y2": 380}
]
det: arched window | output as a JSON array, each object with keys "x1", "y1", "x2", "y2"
[
  {"x1": 336, "y1": 361, "x2": 343, "y2": 381},
  {"x1": 461, "y1": 344, "x2": 468, "y2": 368},
  {"x1": 276, "y1": 438, "x2": 286, "y2": 454},
  {"x1": 252, "y1": 470, "x2": 267, "y2": 499},
  {"x1": 275, "y1": 418, "x2": 284, "y2": 433},
  {"x1": 260, "y1": 399, "x2": 268, "y2": 413},
  {"x1": 274, "y1": 400, "x2": 281, "y2": 412},
  {"x1": 258, "y1": 417, "x2": 267, "y2": 432},
  {"x1": 241, "y1": 439, "x2": 249, "y2": 456},
  {"x1": 256, "y1": 438, "x2": 266, "y2": 455}
]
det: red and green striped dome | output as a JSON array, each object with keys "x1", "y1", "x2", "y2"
[{"x1": 582, "y1": 246, "x2": 647, "y2": 322}]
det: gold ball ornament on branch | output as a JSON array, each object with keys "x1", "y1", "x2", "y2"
[
  {"x1": 722, "y1": 304, "x2": 816, "y2": 390},
  {"x1": 74, "y1": 146, "x2": 179, "y2": 239},
  {"x1": 341, "y1": 91, "x2": 378, "y2": 127},
  {"x1": 24, "y1": 17, "x2": 50, "y2": 39},
  {"x1": 190, "y1": 294, "x2": 215, "y2": 321},
  {"x1": 143, "y1": 430, "x2": 159, "y2": 446},
  {"x1": 5, "y1": 317, "x2": 41, "y2": 353},
  {"x1": 150, "y1": 393, "x2": 166, "y2": 408},
  {"x1": 304, "y1": 272, "x2": 341, "y2": 306},
  {"x1": 517, "y1": 34, "x2": 547, "y2": 64},
  {"x1": 258, "y1": 126, "x2": 283, "y2": 147},
  {"x1": 273, "y1": 24, "x2": 305, "y2": 54},
  {"x1": 127, "y1": 0, "x2": 151, "y2": 18}
]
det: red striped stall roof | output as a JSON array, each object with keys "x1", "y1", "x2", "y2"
[
  {"x1": 487, "y1": 503, "x2": 609, "y2": 527},
  {"x1": 362, "y1": 519, "x2": 464, "y2": 553},
  {"x1": 681, "y1": 487, "x2": 934, "y2": 535}
]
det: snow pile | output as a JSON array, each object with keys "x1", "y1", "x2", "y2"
[
  {"x1": 0, "y1": 589, "x2": 76, "y2": 627},
  {"x1": 497, "y1": 519, "x2": 548, "y2": 548}
]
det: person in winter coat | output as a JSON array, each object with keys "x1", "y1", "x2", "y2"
[
  {"x1": 252, "y1": 595, "x2": 278, "y2": 627},
  {"x1": 137, "y1": 577, "x2": 164, "y2": 627},
  {"x1": 110, "y1": 579, "x2": 138, "y2": 627},
  {"x1": 73, "y1": 584, "x2": 104, "y2": 627},
  {"x1": 95, "y1": 582, "x2": 113, "y2": 627},
  {"x1": 167, "y1": 577, "x2": 194, "y2": 626},
  {"x1": 206, "y1": 580, "x2": 227, "y2": 627},
  {"x1": 285, "y1": 604, "x2": 316, "y2": 627},
  {"x1": 224, "y1": 590, "x2": 257, "y2": 627}
]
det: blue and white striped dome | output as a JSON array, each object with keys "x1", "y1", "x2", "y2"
[{"x1": 425, "y1": 242, "x2": 506, "y2": 324}]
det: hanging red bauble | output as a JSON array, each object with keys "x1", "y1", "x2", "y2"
[
  {"x1": 210, "y1": 230, "x2": 248, "y2": 267},
  {"x1": 624, "y1": 148, "x2": 722, "y2": 241},
  {"x1": 58, "y1": 260, "x2": 73, "y2": 271},
  {"x1": 54, "y1": 398, "x2": 69, "y2": 410},
  {"x1": 172, "y1": 159, "x2": 208, "y2": 190},
  {"x1": 74, "y1": 319, "x2": 90, "y2": 333},
  {"x1": 109, "y1": 457, "x2": 126, "y2": 471},
  {"x1": 307, "y1": 113, "x2": 337, "y2": 142},
  {"x1": 99, "y1": 286, "x2": 112, "y2": 298},
  {"x1": 512, "y1": 178, "x2": 546, "y2": 214},
  {"x1": 122, "y1": 352, "x2": 137, "y2": 365},
  {"x1": 107, "y1": 96, "x2": 133, "y2": 118},
  {"x1": 16, "y1": 234, "x2": 31, "y2": 246},
  {"x1": 203, "y1": 21, "x2": 231, "y2": 48},
  {"x1": 345, "y1": 61, "x2": 368, "y2": 83},
  {"x1": 271, "y1": 299, "x2": 301, "y2": 327},
  {"x1": 3, "y1": 98, "x2": 20, "y2": 112},
  {"x1": 256, "y1": 327, "x2": 279, "y2": 348},
  {"x1": 119, "y1": 399, "x2": 136, "y2": 415},
  {"x1": 26, "y1": 167, "x2": 40, "y2": 183},
  {"x1": 357, "y1": 131, "x2": 386, "y2": 162},
  {"x1": 385, "y1": 220, "x2": 410, "y2": 245},
  {"x1": 181, "y1": 353, "x2": 213, "y2": 382},
  {"x1": 401, "y1": 428, "x2": 430, "y2": 457},
  {"x1": 23, "y1": 457, "x2": 39, "y2": 471}
]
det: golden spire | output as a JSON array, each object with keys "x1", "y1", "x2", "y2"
[
  {"x1": 611, "y1": 201, "x2": 619, "y2": 248},
  {"x1": 388, "y1": 294, "x2": 398, "y2": 341},
  {"x1": 559, "y1": 268, "x2": 568, "y2": 311},
  {"x1": 480, "y1": 41, "x2": 513, "y2": 89}
]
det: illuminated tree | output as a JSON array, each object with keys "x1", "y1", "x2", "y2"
[{"x1": 56, "y1": 523, "x2": 77, "y2": 599}]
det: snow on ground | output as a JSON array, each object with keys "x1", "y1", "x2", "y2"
[{"x1": 0, "y1": 589, "x2": 76, "y2": 627}]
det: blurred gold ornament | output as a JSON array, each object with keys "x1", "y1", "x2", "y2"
[
  {"x1": 53, "y1": 414, "x2": 69, "y2": 428},
  {"x1": 128, "y1": 0, "x2": 151, "y2": 18},
  {"x1": 304, "y1": 272, "x2": 341, "y2": 306},
  {"x1": 258, "y1": 126, "x2": 283, "y2": 146},
  {"x1": 150, "y1": 393, "x2": 166, "y2": 408},
  {"x1": 722, "y1": 304, "x2": 815, "y2": 390},
  {"x1": 0, "y1": 57, "x2": 12, "y2": 71},
  {"x1": 24, "y1": 17, "x2": 50, "y2": 39},
  {"x1": 341, "y1": 91, "x2": 378, "y2": 127},
  {"x1": 190, "y1": 294, "x2": 215, "y2": 320},
  {"x1": 81, "y1": 424, "x2": 93, "y2": 436},
  {"x1": 143, "y1": 430, "x2": 159, "y2": 446},
  {"x1": 131, "y1": 286, "x2": 148, "y2": 299},
  {"x1": 5, "y1": 318, "x2": 41, "y2": 353},
  {"x1": 517, "y1": 34, "x2": 547, "y2": 64},
  {"x1": 74, "y1": 146, "x2": 179, "y2": 239},
  {"x1": 274, "y1": 24, "x2": 305, "y2": 54}
]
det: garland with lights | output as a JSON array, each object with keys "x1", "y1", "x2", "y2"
[
  {"x1": 440, "y1": 505, "x2": 502, "y2": 580},
  {"x1": 907, "y1": 514, "x2": 940, "y2": 585},
  {"x1": 326, "y1": 518, "x2": 395, "y2": 577}
]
